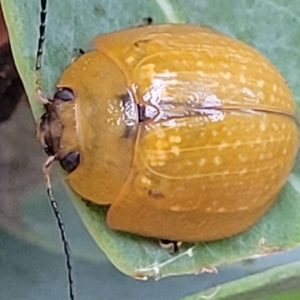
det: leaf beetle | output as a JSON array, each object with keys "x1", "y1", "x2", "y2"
[
  {"x1": 34, "y1": 4, "x2": 298, "y2": 251},
  {"x1": 38, "y1": 22, "x2": 298, "y2": 244},
  {"x1": 32, "y1": 1, "x2": 299, "y2": 298}
]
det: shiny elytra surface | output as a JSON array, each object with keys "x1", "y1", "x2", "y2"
[{"x1": 56, "y1": 24, "x2": 298, "y2": 241}]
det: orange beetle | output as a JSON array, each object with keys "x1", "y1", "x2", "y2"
[{"x1": 39, "y1": 24, "x2": 298, "y2": 242}]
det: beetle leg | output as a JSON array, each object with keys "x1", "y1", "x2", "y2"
[
  {"x1": 159, "y1": 239, "x2": 182, "y2": 253},
  {"x1": 136, "y1": 17, "x2": 153, "y2": 27},
  {"x1": 81, "y1": 198, "x2": 93, "y2": 207},
  {"x1": 43, "y1": 154, "x2": 57, "y2": 193},
  {"x1": 142, "y1": 17, "x2": 153, "y2": 26},
  {"x1": 71, "y1": 48, "x2": 86, "y2": 63},
  {"x1": 36, "y1": 88, "x2": 50, "y2": 105}
]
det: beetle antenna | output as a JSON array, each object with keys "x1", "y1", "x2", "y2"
[
  {"x1": 43, "y1": 156, "x2": 75, "y2": 300},
  {"x1": 37, "y1": 1, "x2": 75, "y2": 299},
  {"x1": 35, "y1": 0, "x2": 47, "y2": 90}
]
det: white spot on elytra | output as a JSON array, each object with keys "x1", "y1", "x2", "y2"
[
  {"x1": 171, "y1": 146, "x2": 180, "y2": 156},
  {"x1": 257, "y1": 80, "x2": 265, "y2": 88},
  {"x1": 260, "y1": 122, "x2": 266, "y2": 132},
  {"x1": 141, "y1": 176, "x2": 151, "y2": 186},
  {"x1": 199, "y1": 158, "x2": 206, "y2": 167},
  {"x1": 218, "y1": 142, "x2": 229, "y2": 151},
  {"x1": 221, "y1": 71, "x2": 232, "y2": 79},
  {"x1": 238, "y1": 206, "x2": 248, "y2": 211},
  {"x1": 156, "y1": 130, "x2": 166, "y2": 139},
  {"x1": 170, "y1": 205, "x2": 181, "y2": 212},
  {"x1": 156, "y1": 140, "x2": 164, "y2": 149},
  {"x1": 197, "y1": 70, "x2": 206, "y2": 77},
  {"x1": 222, "y1": 170, "x2": 230, "y2": 176},
  {"x1": 217, "y1": 207, "x2": 226, "y2": 212},
  {"x1": 149, "y1": 160, "x2": 165, "y2": 167},
  {"x1": 240, "y1": 168, "x2": 247, "y2": 175},
  {"x1": 240, "y1": 74, "x2": 246, "y2": 84},
  {"x1": 212, "y1": 130, "x2": 218, "y2": 137},
  {"x1": 169, "y1": 135, "x2": 182, "y2": 143},
  {"x1": 242, "y1": 87, "x2": 255, "y2": 97},
  {"x1": 233, "y1": 140, "x2": 242, "y2": 149},
  {"x1": 214, "y1": 156, "x2": 221, "y2": 165},
  {"x1": 186, "y1": 160, "x2": 192, "y2": 166},
  {"x1": 257, "y1": 91, "x2": 264, "y2": 100}
]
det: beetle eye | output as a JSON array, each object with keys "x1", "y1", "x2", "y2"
[
  {"x1": 54, "y1": 87, "x2": 75, "y2": 102},
  {"x1": 60, "y1": 151, "x2": 80, "y2": 172}
]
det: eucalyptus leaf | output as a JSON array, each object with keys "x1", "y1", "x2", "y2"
[
  {"x1": 182, "y1": 261, "x2": 300, "y2": 300},
  {"x1": 2, "y1": 0, "x2": 300, "y2": 291}
]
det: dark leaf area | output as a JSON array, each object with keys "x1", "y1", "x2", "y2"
[{"x1": 0, "y1": 43, "x2": 24, "y2": 122}]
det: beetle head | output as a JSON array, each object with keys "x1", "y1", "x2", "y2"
[{"x1": 37, "y1": 87, "x2": 80, "y2": 172}]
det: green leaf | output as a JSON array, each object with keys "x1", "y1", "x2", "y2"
[
  {"x1": 182, "y1": 261, "x2": 300, "y2": 300},
  {"x1": 2, "y1": 0, "x2": 300, "y2": 294}
]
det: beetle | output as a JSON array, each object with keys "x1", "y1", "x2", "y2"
[{"x1": 38, "y1": 22, "x2": 298, "y2": 244}]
